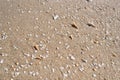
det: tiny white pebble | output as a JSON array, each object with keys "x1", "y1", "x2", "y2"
[
  {"x1": 4, "y1": 68, "x2": 8, "y2": 72},
  {"x1": 0, "y1": 59, "x2": 4, "y2": 64},
  {"x1": 79, "y1": 66, "x2": 84, "y2": 72},
  {"x1": 92, "y1": 74, "x2": 97, "y2": 77},
  {"x1": 65, "y1": 45, "x2": 70, "y2": 49},
  {"x1": 53, "y1": 14, "x2": 59, "y2": 20},
  {"x1": 23, "y1": 71, "x2": 27, "y2": 74},
  {"x1": 28, "y1": 10, "x2": 31, "y2": 13},
  {"x1": 1, "y1": 32, "x2": 8, "y2": 40},
  {"x1": 9, "y1": 28, "x2": 12, "y2": 30},
  {"x1": 69, "y1": 54, "x2": 75, "y2": 60},
  {"x1": 13, "y1": 45, "x2": 18, "y2": 50},
  {"x1": 11, "y1": 78, "x2": 14, "y2": 80},
  {"x1": 23, "y1": 53, "x2": 30, "y2": 57},
  {"x1": 35, "y1": 18, "x2": 39, "y2": 20},
  {"x1": 36, "y1": 72, "x2": 39, "y2": 75},
  {"x1": 63, "y1": 73, "x2": 68, "y2": 77},
  {"x1": 58, "y1": 41, "x2": 62, "y2": 44},
  {"x1": 35, "y1": 34, "x2": 39, "y2": 38},
  {"x1": 21, "y1": 10, "x2": 24, "y2": 13},
  {"x1": 34, "y1": 50, "x2": 38, "y2": 53},
  {"x1": 56, "y1": 47, "x2": 59, "y2": 50},
  {"x1": 32, "y1": 72, "x2": 36, "y2": 76},
  {"x1": 52, "y1": 68, "x2": 55, "y2": 73},
  {"x1": 14, "y1": 72, "x2": 20, "y2": 77},
  {"x1": 0, "y1": 47, "x2": 2, "y2": 49},
  {"x1": 43, "y1": 66, "x2": 47, "y2": 69},
  {"x1": 60, "y1": 66, "x2": 64, "y2": 71},
  {"x1": 81, "y1": 59, "x2": 88, "y2": 63},
  {"x1": 29, "y1": 71, "x2": 33, "y2": 75}
]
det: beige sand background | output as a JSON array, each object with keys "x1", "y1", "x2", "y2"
[{"x1": 0, "y1": 0, "x2": 120, "y2": 80}]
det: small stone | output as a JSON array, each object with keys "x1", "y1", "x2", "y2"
[
  {"x1": 0, "y1": 59, "x2": 4, "y2": 64},
  {"x1": 34, "y1": 45, "x2": 39, "y2": 50},
  {"x1": 56, "y1": 47, "x2": 59, "y2": 50},
  {"x1": 53, "y1": 14, "x2": 59, "y2": 20},
  {"x1": 13, "y1": 45, "x2": 18, "y2": 50},
  {"x1": 29, "y1": 71, "x2": 33, "y2": 75},
  {"x1": 63, "y1": 73, "x2": 68, "y2": 77},
  {"x1": 86, "y1": 0, "x2": 93, "y2": 2},
  {"x1": 35, "y1": 72, "x2": 39, "y2": 76},
  {"x1": 87, "y1": 23, "x2": 95, "y2": 28},
  {"x1": 71, "y1": 22, "x2": 78, "y2": 29},
  {"x1": 15, "y1": 62, "x2": 19, "y2": 66},
  {"x1": 93, "y1": 40, "x2": 99, "y2": 44},
  {"x1": 52, "y1": 68, "x2": 55, "y2": 73},
  {"x1": 1, "y1": 32, "x2": 8, "y2": 40},
  {"x1": 92, "y1": 74, "x2": 97, "y2": 77},
  {"x1": 4, "y1": 68, "x2": 8, "y2": 72},
  {"x1": 69, "y1": 54, "x2": 75, "y2": 60},
  {"x1": 11, "y1": 78, "x2": 14, "y2": 80},
  {"x1": 14, "y1": 72, "x2": 20, "y2": 77},
  {"x1": 112, "y1": 53, "x2": 117, "y2": 57},
  {"x1": 35, "y1": 18, "x2": 39, "y2": 20},
  {"x1": 68, "y1": 35, "x2": 73, "y2": 40},
  {"x1": 81, "y1": 59, "x2": 87, "y2": 63},
  {"x1": 74, "y1": 63, "x2": 79, "y2": 67},
  {"x1": 58, "y1": 41, "x2": 62, "y2": 44},
  {"x1": 60, "y1": 66, "x2": 64, "y2": 71},
  {"x1": 92, "y1": 68, "x2": 97, "y2": 71},
  {"x1": 79, "y1": 66, "x2": 84, "y2": 72},
  {"x1": 0, "y1": 47, "x2": 2, "y2": 49},
  {"x1": 34, "y1": 57, "x2": 43, "y2": 60}
]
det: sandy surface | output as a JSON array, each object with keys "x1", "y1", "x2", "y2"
[{"x1": 0, "y1": 0, "x2": 120, "y2": 80}]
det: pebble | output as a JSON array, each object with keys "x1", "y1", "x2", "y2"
[
  {"x1": 69, "y1": 35, "x2": 73, "y2": 40},
  {"x1": 0, "y1": 47, "x2": 2, "y2": 49},
  {"x1": 13, "y1": 45, "x2": 18, "y2": 50},
  {"x1": 71, "y1": 22, "x2": 78, "y2": 29},
  {"x1": 79, "y1": 66, "x2": 84, "y2": 72},
  {"x1": 112, "y1": 53, "x2": 117, "y2": 57},
  {"x1": 14, "y1": 72, "x2": 20, "y2": 77},
  {"x1": 1, "y1": 32, "x2": 8, "y2": 40},
  {"x1": 81, "y1": 59, "x2": 88, "y2": 63},
  {"x1": 56, "y1": 47, "x2": 60, "y2": 50},
  {"x1": 87, "y1": 23, "x2": 95, "y2": 28},
  {"x1": 53, "y1": 14, "x2": 59, "y2": 20},
  {"x1": 51, "y1": 68, "x2": 55, "y2": 73},
  {"x1": 93, "y1": 40, "x2": 99, "y2": 44},
  {"x1": 0, "y1": 53, "x2": 8, "y2": 56},
  {"x1": 10, "y1": 78, "x2": 14, "y2": 80},
  {"x1": 92, "y1": 68, "x2": 97, "y2": 71},
  {"x1": 92, "y1": 74, "x2": 97, "y2": 77},
  {"x1": 23, "y1": 53, "x2": 30, "y2": 57},
  {"x1": 58, "y1": 41, "x2": 62, "y2": 44},
  {"x1": 63, "y1": 73, "x2": 68, "y2": 77},
  {"x1": 0, "y1": 59, "x2": 4, "y2": 64},
  {"x1": 34, "y1": 56, "x2": 43, "y2": 61},
  {"x1": 4, "y1": 68, "x2": 8, "y2": 72},
  {"x1": 86, "y1": 0, "x2": 93, "y2": 2},
  {"x1": 69, "y1": 54, "x2": 75, "y2": 60},
  {"x1": 34, "y1": 45, "x2": 39, "y2": 50}
]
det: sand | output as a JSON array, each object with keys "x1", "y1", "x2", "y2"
[{"x1": 0, "y1": 0, "x2": 120, "y2": 80}]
